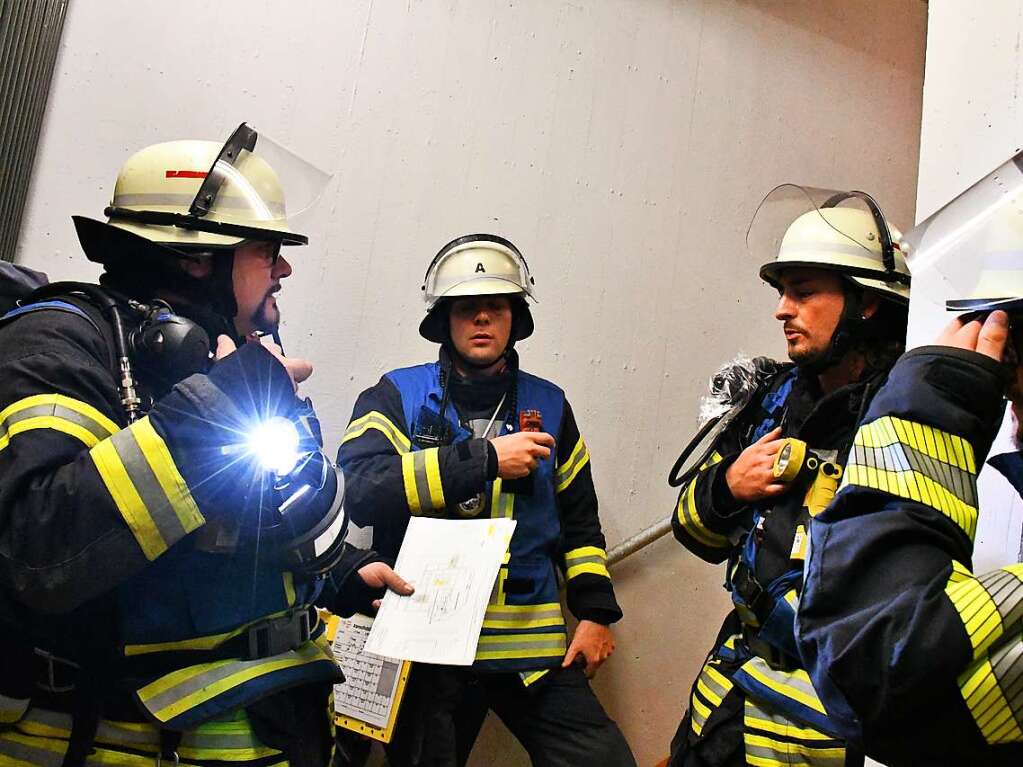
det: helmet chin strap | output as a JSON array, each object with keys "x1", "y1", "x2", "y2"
[{"x1": 796, "y1": 285, "x2": 866, "y2": 377}]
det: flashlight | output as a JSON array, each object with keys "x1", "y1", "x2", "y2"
[{"x1": 247, "y1": 416, "x2": 302, "y2": 476}]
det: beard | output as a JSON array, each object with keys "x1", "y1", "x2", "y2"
[{"x1": 251, "y1": 295, "x2": 280, "y2": 334}]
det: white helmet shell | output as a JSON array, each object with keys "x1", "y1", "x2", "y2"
[{"x1": 422, "y1": 234, "x2": 536, "y2": 311}]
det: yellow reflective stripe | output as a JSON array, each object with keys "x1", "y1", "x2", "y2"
[
  {"x1": 564, "y1": 546, "x2": 610, "y2": 580},
  {"x1": 138, "y1": 641, "x2": 332, "y2": 723},
  {"x1": 958, "y1": 643, "x2": 1023, "y2": 745},
  {"x1": 283, "y1": 572, "x2": 296, "y2": 607},
  {"x1": 475, "y1": 632, "x2": 567, "y2": 661},
  {"x1": 0, "y1": 416, "x2": 99, "y2": 452},
  {"x1": 744, "y1": 732, "x2": 845, "y2": 766},
  {"x1": 520, "y1": 669, "x2": 549, "y2": 686},
  {"x1": 483, "y1": 602, "x2": 564, "y2": 630},
  {"x1": 946, "y1": 564, "x2": 1023, "y2": 660},
  {"x1": 0, "y1": 394, "x2": 119, "y2": 452},
  {"x1": 690, "y1": 692, "x2": 712, "y2": 736},
  {"x1": 742, "y1": 662, "x2": 827, "y2": 715},
  {"x1": 123, "y1": 607, "x2": 299, "y2": 656},
  {"x1": 490, "y1": 478, "x2": 514, "y2": 520},
  {"x1": 783, "y1": 589, "x2": 799, "y2": 610},
  {"x1": 342, "y1": 411, "x2": 411, "y2": 454},
  {"x1": 554, "y1": 436, "x2": 590, "y2": 493},
  {"x1": 700, "y1": 450, "x2": 724, "y2": 470},
  {"x1": 0, "y1": 394, "x2": 118, "y2": 435},
  {"x1": 129, "y1": 417, "x2": 203, "y2": 534},
  {"x1": 843, "y1": 415, "x2": 979, "y2": 540},
  {"x1": 90, "y1": 417, "x2": 204, "y2": 561},
  {"x1": 424, "y1": 448, "x2": 445, "y2": 509},
  {"x1": 675, "y1": 471, "x2": 729, "y2": 548},
  {"x1": 401, "y1": 452, "x2": 422, "y2": 515}
]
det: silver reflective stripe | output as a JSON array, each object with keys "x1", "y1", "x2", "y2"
[
  {"x1": 112, "y1": 193, "x2": 286, "y2": 217},
  {"x1": 477, "y1": 637, "x2": 566, "y2": 652},
  {"x1": 565, "y1": 554, "x2": 604, "y2": 568},
  {"x1": 851, "y1": 442, "x2": 977, "y2": 507},
  {"x1": 3, "y1": 404, "x2": 112, "y2": 442},
  {"x1": 982, "y1": 569, "x2": 1023, "y2": 627},
  {"x1": 989, "y1": 634, "x2": 1023, "y2": 721},
  {"x1": 699, "y1": 668, "x2": 730, "y2": 703},
  {"x1": 411, "y1": 450, "x2": 439, "y2": 514},
  {"x1": 485, "y1": 605, "x2": 563, "y2": 622},
  {"x1": 0, "y1": 734, "x2": 63, "y2": 767},
  {"x1": 108, "y1": 427, "x2": 189, "y2": 545}
]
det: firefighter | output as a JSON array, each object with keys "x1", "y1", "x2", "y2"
[
  {"x1": 668, "y1": 186, "x2": 911, "y2": 766},
  {"x1": 795, "y1": 187, "x2": 1023, "y2": 765},
  {"x1": 337, "y1": 234, "x2": 635, "y2": 766},
  {"x1": 0, "y1": 123, "x2": 409, "y2": 767}
]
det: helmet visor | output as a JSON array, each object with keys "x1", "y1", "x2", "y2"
[
  {"x1": 901, "y1": 151, "x2": 1023, "y2": 315},
  {"x1": 423, "y1": 237, "x2": 537, "y2": 307},
  {"x1": 747, "y1": 184, "x2": 902, "y2": 288}
]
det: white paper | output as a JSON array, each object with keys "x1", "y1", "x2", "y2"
[
  {"x1": 365, "y1": 517, "x2": 516, "y2": 665},
  {"x1": 331, "y1": 613, "x2": 403, "y2": 729}
]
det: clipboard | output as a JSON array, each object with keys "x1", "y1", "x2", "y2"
[{"x1": 325, "y1": 612, "x2": 412, "y2": 743}]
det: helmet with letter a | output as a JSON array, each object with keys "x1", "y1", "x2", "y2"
[{"x1": 418, "y1": 233, "x2": 538, "y2": 343}]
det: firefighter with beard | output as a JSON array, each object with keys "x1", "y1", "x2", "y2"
[
  {"x1": 337, "y1": 234, "x2": 635, "y2": 767},
  {"x1": 795, "y1": 173, "x2": 1023, "y2": 766},
  {"x1": 667, "y1": 187, "x2": 911, "y2": 767},
  {"x1": 0, "y1": 124, "x2": 410, "y2": 767}
]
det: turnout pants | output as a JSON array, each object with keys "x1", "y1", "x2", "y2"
[{"x1": 384, "y1": 664, "x2": 636, "y2": 767}]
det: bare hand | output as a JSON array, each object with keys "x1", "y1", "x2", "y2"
[
  {"x1": 562, "y1": 620, "x2": 615, "y2": 677},
  {"x1": 936, "y1": 311, "x2": 1009, "y2": 362},
  {"x1": 490, "y1": 431, "x2": 555, "y2": 479},
  {"x1": 724, "y1": 426, "x2": 790, "y2": 503},
  {"x1": 358, "y1": 561, "x2": 414, "y2": 611}
]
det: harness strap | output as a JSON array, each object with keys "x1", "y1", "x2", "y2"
[{"x1": 1, "y1": 300, "x2": 101, "y2": 334}]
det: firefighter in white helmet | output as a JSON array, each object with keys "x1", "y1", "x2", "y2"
[
  {"x1": 338, "y1": 234, "x2": 636, "y2": 766},
  {"x1": 667, "y1": 186, "x2": 910, "y2": 766},
  {"x1": 0, "y1": 123, "x2": 410, "y2": 767}
]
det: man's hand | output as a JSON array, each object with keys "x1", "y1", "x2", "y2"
[
  {"x1": 936, "y1": 311, "x2": 1009, "y2": 362},
  {"x1": 357, "y1": 561, "x2": 414, "y2": 611},
  {"x1": 490, "y1": 432, "x2": 555, "y2": 479},
  {"x1": 724, "y1": 426, "x2": 790, "y2": 504},
  {"x1": 562, "y1": 620, "x2": 615, "y2": 677},
  {"x1": 214, "y1": 335, "x2": 313, "y2": 392}
]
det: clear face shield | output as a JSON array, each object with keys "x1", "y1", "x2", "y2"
[
  {"x1": 106, "y1": 122, "x2": 332, "y2": 245},
  {"x1": 746, "y1": 184, "x2": 907, "y2": 293}
]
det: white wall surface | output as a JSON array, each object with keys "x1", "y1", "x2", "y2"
[
  {"x1": 16, "y1": 1, "x2": 926, "y2": 764},
  {"x1": 913, "y1": 0, "x2": 1023, "y2": 577}
]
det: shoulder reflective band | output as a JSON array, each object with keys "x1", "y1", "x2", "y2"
[
  {"x1": 475, "y1": 632, "x2": 567, "y2": 662},
  {"x1": 675, "y1": 452, "x2": 729, "y2": 549},
  {"x1": 341, "y1": 411, "x2": 411, "y2": 455},
  {"x1": 554, "y1": 436, "x2": 590, "y2": 494},
  {"x1": 690, "y1": 661, "x2": 734, "y2": 736},
  {"x1": 0, "y1": 394, "x2": 118, "y2": 452},
  {"x1": 946, "y1": 562, "x2": 1023, "y2": 660},
  {"x1": 90, "y1": 416, "x2": 204, "y2": 561},
  {"x1": 743, "y1": 698, "x2": 846, "y2": 766},
  {"x1": 958, "y1": 629, "x2": 1023, "y2": 745},
  {"x1": 483, "y1": 602, "x2": 564, "y2": 631},
  {"x1": 841, "y1": 415, "x2": 978, "y2": 540},
  {"x1": 400, "y1": 448, "x2": 445, "y2": 515},
  {"x1": 564, "y1": 546, "x2": 610, "y2": 580}
]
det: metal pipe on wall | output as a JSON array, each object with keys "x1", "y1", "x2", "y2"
[{"x1": 0, "y1": 0, "x2": 70, "y2": 264}]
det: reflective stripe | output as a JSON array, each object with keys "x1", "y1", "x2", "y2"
[
  {"x1": 113, "y1": 192, "x2": 287, "y2": 218},
  {"x1": 483, "y1": 602, "x2": 565, "y2": 630},
  {"x1": 946, "y1": 564, "x2": 1023, "y2": 659},
  {"x1": 490, "y1": 478, "x2": 514, "y2": 519},
  {"x1": 400, "y1": 448, "x2": 446, "y2": 515},
  {"x1": 342, "y1": 411, "x2": 411, "y2": 454},
  {"x1": 959, "y1": 630, "x2": 1023, "y2": 744},
  {"x1": 675, "y1": 470, "x2": 729, "y2": 549},
  {"x1": 0, "y1": 693, "x2": 29, "y2": 724},
  {"x1": 554, "y1": 436, "x2": 590, "y2": 493},
  {"x1": 13, "y1": 707, "x2": 282, "y2": 761},
  {"x1": 90, "y1": 416, "x2": 204, "y2": 561},
  {"x1": 739, "y1": 658, "x2": 827, "y2": 715},
  {"x1": 0, "y1": 394, "x2": 118, "y2": 452},
  {"x1": 842, "y1": 415, "x2": 979, "y2": 539},
  {"x1": 690, "y1": 660, "x2": 733, "y2": 736},
  {"x1": 520, "y1": 669, "x2": 550, "y2": 686},
  {"x1": 137, "y1": 638, "x2": 334, "y2": 724},
  {"x1": 475, "y1": 632, "x2": 567, "y2": 661},
  {"x1": 123, "y1": 606, "x2": 309, "y2": 656},
  {"x1": 564, "y1": 546, "x2": 610, "y2": 580},
  {"x1": 743, "y1": 699, "x2": 846, "y2": 767},
  {"x1": 744, "y1": 698, "x2": 835, "y2": 742}
]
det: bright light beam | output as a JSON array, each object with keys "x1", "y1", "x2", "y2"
[{"x1": 246, "y1": 416, "x2": 301, "y2": 476}]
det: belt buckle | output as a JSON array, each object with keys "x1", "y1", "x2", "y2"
[
  {"x1": 34, "y1": 648, "x2": 79, "y2": 694},
  {"x1": 246, "y1": 610, "x2": 311, "y2": 659}
]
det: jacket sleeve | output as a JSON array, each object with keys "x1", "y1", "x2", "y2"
[
  {"x1": 337, "y1": 375, "x2": 493, "y2": 530},
  {"x1": 670, "y1": 418, "x2": 752, "y2": 564},
  {"x1": 796, "y1": 346, "x2": 1017, "y2": 757},
  {"x1": 554, "y1": 400, "x2": 623, "y2": 625},
  {"x1": 0, "y1": 312, "x2": 300, "y2": 614},
  {"x1": 319, "y1": 543, "x2": 386, "y2": 618}
]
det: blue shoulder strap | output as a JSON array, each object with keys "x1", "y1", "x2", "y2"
[{"x1": 0, "y1": 300, "x2": 101, "y2": 334}]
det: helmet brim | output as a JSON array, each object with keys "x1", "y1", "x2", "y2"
[
  {"x1": 418, "y1": 298, "x2": 534, "y2": 343},
  {"x1": 760, "y1": 260, "x2": 910, "y2": 304},
  {"x1": 73, "y1": 216, "x2": 201, "y2": 266}
]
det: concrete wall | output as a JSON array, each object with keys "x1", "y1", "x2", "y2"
[
  {"x1": 913, "y1": 1, "x2": 1023, "y2": 578},
  {"x1": 15, "y1": 1, "x2": 926, "y2": 763}
]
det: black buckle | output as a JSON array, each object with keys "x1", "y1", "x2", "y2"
[
  {"x1": 245, "y1": 610, "x2": 311, "y2": 660},
  {"x1": 34, "y1": 648, "x2": 80, "y2": 694}
]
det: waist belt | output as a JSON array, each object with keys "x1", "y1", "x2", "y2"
[{"x1": 730, "y1": 562, "x2": 772, "y2": 627}]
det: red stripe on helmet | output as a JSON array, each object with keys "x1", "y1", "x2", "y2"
[{"x1": 165, "y1": 170, "x2": 208, "y2": 178}]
